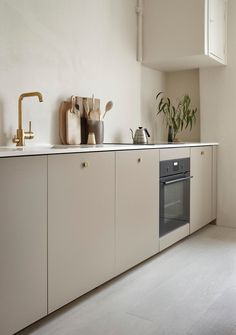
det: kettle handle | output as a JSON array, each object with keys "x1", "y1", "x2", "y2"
[
  {"x1": 144, "y1": 128, "x2": 150, "y2": 137},
  {"x1": 130, "y1": 128, "x2": 134, "y2": 139}
]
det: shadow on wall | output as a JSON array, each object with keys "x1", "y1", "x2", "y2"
[
  {"x1": 0, "y1": 100, "x2": 18, "y2": 146},
  {"x1": 0, "y1": 101, "x2": 3, "y2": 144},
  {"x1": 0, "y1": 100, "x2": 9, "y2": 146},
  {"x1": 113, "y1": 131, "x2": 124, "y2": 144},
  {"x1": 50, "y1": 97, "x2": 62, "y2": 145},
  {"x1": 146, "y1": 100, "x2": 156, "y2": 142}
]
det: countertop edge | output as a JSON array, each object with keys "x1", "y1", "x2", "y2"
[{"x1": 0, "y1": 142, "x2": 219, "y2": 158}]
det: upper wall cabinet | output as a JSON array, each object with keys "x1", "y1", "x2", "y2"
[{"x1": 142, "y1": 0, "x2": 227, "y2": 71}]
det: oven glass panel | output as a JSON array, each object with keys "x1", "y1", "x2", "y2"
[
  {"x1": 164, "y1": 182, "x2": 184, "y2": 219},
  {"x1": 160, "y1": 177, "x2": 190, "y2": 237}
]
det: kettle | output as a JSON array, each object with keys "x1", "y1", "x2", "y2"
[{"x1": 130, "y1": 127, "x2": 150, "y2": 144}]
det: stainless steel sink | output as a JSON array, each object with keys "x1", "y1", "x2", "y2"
[
  {"x1": 0, "y1": 145, "x2": 53, "y2": 152},
  {"x1": 0, "y1": 146, "x2": 23, "y2": 152},
  {"x1": 51, "y1": 144, "x2": 123, "y2": 149}
]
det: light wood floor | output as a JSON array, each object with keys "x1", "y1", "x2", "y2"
[{"x1": 18, "y1": 224, "x2": 236, "y2": 335}]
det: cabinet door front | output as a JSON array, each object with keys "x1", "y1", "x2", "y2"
[
  {"x1": 0, "y1": 156, "x2": 47, "y2": 335},
  {"x1": 209, "y1": 0, "x2": 226, "y2": 61},
  {"x1": 116, "y1": 150, "x2": 159, "y2": 274},
  {"x1": 48, "y1": 152, "x2": 115, "y2": 312},
  {"x1": 190, "y1": 147, "x2": 212, "y2": 233}
]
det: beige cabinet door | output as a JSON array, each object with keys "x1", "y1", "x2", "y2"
[
  {"x1": 116, "y1": 150, "x2": 159, "y2": 274},
  {"x1": 0, "y1": 156, "x2": 47, "y2": 335},
  {"x1": 208, "y1": 0, "x2": 227, "y2": 62},
  {"x1": 190, "y1": 147, "x2": 212, "y2": 233},
  {"x1": 142, "y1": 0, "x2": 227, "y2": 71},
  {"x1": 48, "y1": 152, "x2": 115, "y2": 313},
  {"x1": 211, "y1": 146, "x2": 217, "y2": 221}
]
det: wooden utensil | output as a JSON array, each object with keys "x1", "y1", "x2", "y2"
[
  {"x1": 103, "y1": 101, "x2": 113, "y2": 119},
  {"x1": 89, "y1": 94, "x2": 100, "y2": 121},
  {"x1": 83, "y1": 98, "x2": 90, "y2": 118}
]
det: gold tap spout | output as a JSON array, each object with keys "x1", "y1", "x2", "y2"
[
  {"x1": 18, "y1": 92, "x2": 43, "y2": 130},
  {"x1": 13, "y1": 91, "x2": 43, "y2": 146}
]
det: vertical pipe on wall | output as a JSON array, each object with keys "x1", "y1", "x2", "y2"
[{"x1": 136, "y1": 0, "x2": 143, "y2": 62}]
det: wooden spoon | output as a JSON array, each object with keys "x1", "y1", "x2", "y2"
[
  {"x1": 102, "y1": 101, "x2": 113, "y2": 119},
  {"x1": 88, "y1": 95, "x2": 100, "y2": 121},
  {"x1": 83, "y1": 98, "x2": 90, "y2": 119}
]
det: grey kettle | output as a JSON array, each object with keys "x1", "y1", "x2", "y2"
[{"x1": 130, "y1": 127, "x2": 150, "y2": 144}]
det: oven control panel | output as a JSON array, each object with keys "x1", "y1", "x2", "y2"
[{"x1": 160, "y1": 158, "x2": 190, "y2": 177}]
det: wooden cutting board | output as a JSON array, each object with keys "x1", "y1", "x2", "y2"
[
  {"x1": 66, "y1": 97, "x2": 81, "y2": 145},
  {"x1": 59, "y1": 101, "x2": 71, "y2": 145}
]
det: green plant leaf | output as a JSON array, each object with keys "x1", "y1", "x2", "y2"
[
  {"x1": 155, "y1": 92, "x2": 197, "y2": 134},
  {"x1": 156, "y1": 92, "x2": 163, "y2": 100}
]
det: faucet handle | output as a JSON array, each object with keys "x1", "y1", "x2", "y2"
[
  {"x1": 12, "y1": 135, "x2": 20, "y2": 144},
  {"x1": 25, "y1": 121, "x2": 34, "y2": 140}
]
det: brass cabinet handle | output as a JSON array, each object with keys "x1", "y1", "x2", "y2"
[
  {"x1": 81, "y1": 161, "x2": 89, "y2": 168},
  {"x1": 137, "y1": 157, "x2": 142, "y2": 163},
  {"x1": 201, "y1": 151, "x2": 204, "y2": 155}
]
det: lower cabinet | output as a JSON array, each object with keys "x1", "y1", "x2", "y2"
[
  {"x1": 115, "y1": 150, "x2": 160, "y2": 274},
  {"x1": 190, "y1": 146, "x2": 213, "y2": 233},
  {"x1": 212, "y1": 146, "x2": 217, "y2": 221},
  {"x1": 0, "y1": 145, "x2": 218, "y2": 334},
  {"x1": 0, "y1": 156, "x2": 47, "y2": 335},
  {"x1": 48, "y1": 152, "x2": 115, "y2": 313}
]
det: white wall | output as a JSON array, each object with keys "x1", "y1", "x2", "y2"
[
  {"x1": 200, "y1": 0, "x2": 235, "y2": 228},
  {"x1": 140, "y1": 66, "x2": 166, "y2": 142},
  {"x1": 140, "y1": 68, "x2": 200, "y2": 143},
  {"x1": 0, "y1": 0, "x2": 164, "y2": 146},
  {"x1": 166, "y1": 70, "x2": 200, "y2": 142}
]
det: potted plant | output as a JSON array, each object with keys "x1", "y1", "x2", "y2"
[{"x1": 156, "y1": 92, "x2": 197, "y2": 142}]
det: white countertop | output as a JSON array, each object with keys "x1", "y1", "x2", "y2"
[{"x1": 0, "y1": 142, "x2": 219, "y2": 158}]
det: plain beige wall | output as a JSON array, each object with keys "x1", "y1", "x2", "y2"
[
  {"x1": 140, "y1": 68, "x2": 200, "y2": 143},
  {"x1": 140, "y1": 66, "x2": 166, "y2": 142},
  {"x1": 0, "y1": 0, "x2": 164, "y2": 145},
  {"x1": 200, "y1": 0, "x2": 235, "y2": 228},
  {"x1": 0, "y1": 0, "x2": 205, "y2": 146},
  {"x1": 165, "y1": 70, "x2": 200, "y2": 142}
]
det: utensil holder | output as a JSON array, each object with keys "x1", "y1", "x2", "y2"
[
  {"x1": 87, "y1": 132, "x2": 96, "y2": 145},
  {"x1": 87, "y1": 120, "x2": 104, "y2": 144},
  {"x1": 80, "y1": 117, "x2": 88, "y2": 144}
]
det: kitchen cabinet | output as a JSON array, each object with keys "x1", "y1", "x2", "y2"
[
  {"x1": 48, "y1": 152, "x2": 115, "y2": 313},
  {"x1": 0, "y1": 156, "x2": 47, "y2": 335},
  {"x1": 190, "y1": 146, "x2": 213, "y2": 233},
  {"x1": 142, "y1": 0, "x2": 227, "y2": 71},
  {"x1": 209, "y1": 0, "x2": 227, "y2": 62},
  {"x1": 115, "y1": 149, "x2": 159, "y2": 274},
  {"x1": 211, "y1": 145, "x2": 217, "y2": 220},
  {"x1": 159, "y1": 147, "x2": 190, "y2": 161},
  {"x1": 0, "y1": 144, "x2": 218, "y2": 334}
]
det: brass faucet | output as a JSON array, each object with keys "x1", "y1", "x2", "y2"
[{"x1": 12, "y1": 92, "x2": 43, "y2": 146}]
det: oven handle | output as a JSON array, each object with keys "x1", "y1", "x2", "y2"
[{"x1": 162, "y1": 176, "x2": 193, "y2": 185}]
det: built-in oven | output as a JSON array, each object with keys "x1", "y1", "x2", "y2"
[{"x1": 159, "y1": 158, "x2": 192, "y2": 238}]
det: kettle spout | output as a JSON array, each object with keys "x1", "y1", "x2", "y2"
[{"x1": 130, "y1": 128, "x2": 134, "y2": 140}]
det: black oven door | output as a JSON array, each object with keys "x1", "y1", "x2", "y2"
[{"x1": 160, "y1": 172, "x2": 191, "y2": 237}]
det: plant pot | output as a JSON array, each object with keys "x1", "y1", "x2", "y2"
[{"x1": 168, "y1": 126, "x2": 173, "y2": 142}]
